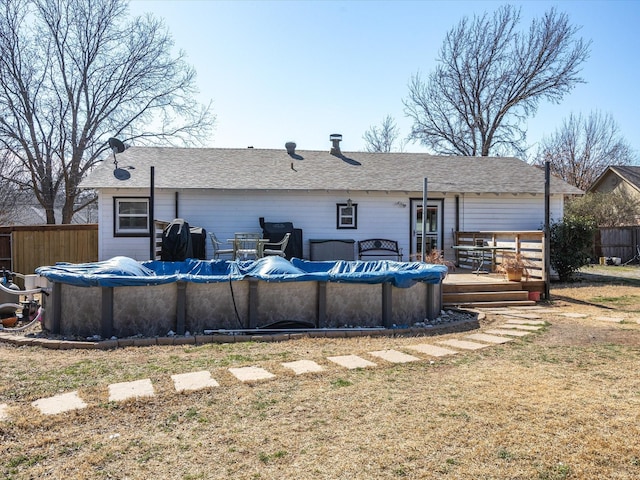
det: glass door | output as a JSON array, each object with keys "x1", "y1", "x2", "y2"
[{"x1": 411, "y1": 200, "x2": 441, "y2": 260}]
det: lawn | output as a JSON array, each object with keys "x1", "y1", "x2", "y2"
[{"x1": 1, "y1": 266, "x2": 640, "y2": 479}]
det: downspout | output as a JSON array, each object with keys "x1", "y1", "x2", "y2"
[
  {"x1": 149, "y1": 166, "x2": 155, "y2": 260},
  {"x1": 455, "y1": 195, "x2": 460, "y2": 246}
]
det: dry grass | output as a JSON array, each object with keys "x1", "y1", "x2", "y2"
[{"x1": 2, "y1": 266, "x2": 640, "y2": 479}]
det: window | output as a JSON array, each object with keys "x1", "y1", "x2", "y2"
[
  {"x1": 337, "y1": 201, "x2": 357, "y2": 229},
  {"x1": 114, "y1": 197, "x2": 149, "y2": 236}
]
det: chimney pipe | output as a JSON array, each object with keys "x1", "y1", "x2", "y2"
[
  {"x1": 285, "y1": 142, "x2": 296, "y2": 155},
  {"x1": 330, "y1": 133, "x2": 342, "y2": 156}
]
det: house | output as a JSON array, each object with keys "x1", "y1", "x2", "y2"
[
  {"x1": 587, "y1": 165, "x2": 640, "y2": 211},
  {"x1": 80, "y1": 136, "x2": 583, "y2": 262}
]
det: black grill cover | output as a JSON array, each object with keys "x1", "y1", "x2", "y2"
[
  {"x1": 260, "y1": 221, "x2": 303, "y2": 259},
  {"x1": 189, "y1": 226, "x2": 207, "y2": 260},
  {"x1": 161, "y1": 219, "x2": 193, "y2": 261}
]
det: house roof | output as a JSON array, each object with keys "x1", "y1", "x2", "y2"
[
  {"x1": 81, "y1": 147, "x2": 583, "y2": 195},
  {"x1": 588, "y1": 165, "x2": 640, "y2": 194}
]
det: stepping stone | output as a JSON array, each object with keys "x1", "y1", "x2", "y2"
[
  {"x1": 485, "y1": 309, "x2": 521, "y2": 315},
  {"x1": 559, "y1": 312, "x2": 588, "y2": 318},
  {"x1": 438, "y1": 339, "x2": 490, "y2": 350},
  {"x1": 505, "y1": 319, "x2": 545, "y2": 325},
  {"x1": 32, "y1": 391, "x2": 87, "y2": 415},
  {"x1": 405, "y1": 343, "x2": 458, "y2": 357},
  {"x1": 228, "y1": 366, "x2": 275, "y2": 382},
  {"x1": 594, "y1": 316, "x2": 624, "y2": 323},
  {"x1": 484, "y1": 328, "x2": 531, "y2": 337},
  {"x1": 503, "y1": 313, "x2": 543, "y2": 320},
  {"x1": 0, "y1": 403, "x2": 9, "y2": 421},
  {"x1": 497, "y1": 324, "x2": 542, "y2": 331},
  {"x1": 282, "y1": 360, "x2": 324, "y2": 375},
  {"x1": 368, "y1": 349, "x2": 421, "y2": 364},
  {"x1": 171, "y1": 371, "x2": 219, "y2": 392},
  {"x1": 327, "y1": 354, "x2": 377, "y2": 370},
  {"x1": 108, "y1": 379, "x2": 155, "y2": 402},
  {"x1": 466, "y1": 333, "x2": 513, "y2": 344}
]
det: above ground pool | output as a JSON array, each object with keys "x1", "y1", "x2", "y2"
[{"x1": 36, "y1": 256, "x2": 448, "y2": 338}]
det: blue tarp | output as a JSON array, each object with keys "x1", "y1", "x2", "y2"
[{"x1": 35, "y1": 256, "x2": 447, "y2": 288}]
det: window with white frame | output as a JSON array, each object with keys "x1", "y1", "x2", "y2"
[
  {"x1": 336, "y1": 201, "x2": 357, "y2": 229},
  {"x1": 114, "y1": 197, "x2": 149, "y2": 236}
]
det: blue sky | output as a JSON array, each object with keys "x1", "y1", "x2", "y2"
[{"x1": 129, "y1": 0, "x2": 639, "y2": 158}]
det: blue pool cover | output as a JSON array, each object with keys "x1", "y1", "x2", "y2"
[{"x1": 35, "y1": 256, "x2": 448, "y2": 289}]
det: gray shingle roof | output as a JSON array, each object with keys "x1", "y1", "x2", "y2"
[{"x1": 81, "y1": 147, "x2": 583, "y2": 195}]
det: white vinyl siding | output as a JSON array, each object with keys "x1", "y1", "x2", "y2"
[{"x1": 97, "y1": 188, "x2": 564, "y2": 262}]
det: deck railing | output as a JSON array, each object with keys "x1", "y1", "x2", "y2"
[{"x1": 453, "y1": 231, "x2": 545, "y2": 280}]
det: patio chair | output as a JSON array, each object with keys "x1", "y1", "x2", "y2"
[
  {"x1": 260, "y1": 233, "x2": 291, "y2": 258},
  {"x1": 209, "y1": 232, "x2": 234, "y2": 259}
]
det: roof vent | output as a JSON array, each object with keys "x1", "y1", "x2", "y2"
[
  {"x1": 285, "y1": 142, "x2": 296, "y2": 155},
  {"x1": 330, "y1": 133, "x2": 342, "y2": 156}
]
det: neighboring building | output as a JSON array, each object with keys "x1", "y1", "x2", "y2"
[
  {"x1": 80, "y1": 137, "x2": 583, "y2": 262},
  {"x1": 587, "y1": 165, "x2": 640, "y2": 200},
  {"x1": 3, "y1": 192, "x2": 97, "y2": 226}
]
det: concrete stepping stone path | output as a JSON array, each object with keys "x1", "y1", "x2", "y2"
[
  {"x1": 559, "y1": 312, "x2": 589, "y2": 318},
  {"x1": 484, "y1": 328, "x2": 531, "y2": 337},
  {"x1": 3, "y1": 318, "x2": 560, "y2": 420},
  {"x1": 327, "y1": 354, "x2": 377, "y2": 369},
  {"x1": 228, "y1": 366, "x2": 275, "y2": 382},
  {"x1": 465, "y1": 333, "x2": 513, "y2": 344},
  {"x1": 502, "y1": 312, "x2": 543, "y2": 320},
  {"x1": 505, "y1": 319, "x2": 546, "y2": 325},
  {"x1": 31, "y1": 391, "x2": 87, "y2": 415},
  {"x1": 282, "y1": 359, "x2": 324, "y2": 375},
  {"x1": 438, "y1": 339, "x2": 490, "y2": 351},
  {"x1": 108, "y1": 378, "x2": 155, "y2": 402},
  {"x1": 405, "y1": 343, "x2": 458, "y2": 357},
  {"x1": 171, "y1": 371, "x2": 219, "y2": 392},
  {"x1": 497, "y1": 324, "x2": 543, "y2": 331},
  {"x1": 594, "y1": 316, "x2": 624, "y2": 323},
  {"x1": 368, "y1": 349, "x2": 421, "y2": 364}
]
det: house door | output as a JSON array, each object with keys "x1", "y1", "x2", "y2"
[{"x1": 411, "y1": 200, "x2": 442, "y2": 260}]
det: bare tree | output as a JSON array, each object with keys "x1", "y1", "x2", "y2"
[
  {"x1": 363, "y1": 115, "x2": 403, "y2": 153},
  {"x1": 0, "y1": 0, "x2": 214, "y2": 224},
  {"x1": 404, "y1": 5, "x2": 590, "y2": 157},
  {"x1": 0, "y1": 152, "x2": 22, "y2": 224},
  {"x1": 535, "y1": 112, "x2": 636, "y2": 190}
]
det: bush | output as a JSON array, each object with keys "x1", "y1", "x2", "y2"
[{"x1": 550, "y1": 216, "x2": 596, "y2": 282}]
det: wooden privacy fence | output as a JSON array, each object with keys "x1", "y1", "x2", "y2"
[
  {"x1": 0, "y1": 224, "x2": 98, "y2": 277},
  {"x1": 593, "y1": 227, "x2": 640, "y2": 262},
  {"x1": 453, "y1": 231, "x2": 545, "y2": 280}
]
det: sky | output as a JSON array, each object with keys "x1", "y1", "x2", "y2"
[{"x1": 128, "y1": 0, "x2": 640, "y2": 158}]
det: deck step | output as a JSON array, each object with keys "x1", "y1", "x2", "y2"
[
  {"x1": 444, "y1": 300, "x2": 537, "y2": 308},
  {"x1": 443, "y1": 291, "x2": 529, "y2": 303},
  {"x1": 443, "y1": 282, "x2": 523, "y2": 293}
]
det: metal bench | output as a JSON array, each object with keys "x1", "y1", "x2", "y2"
[{"x1": 357, "y1": 239, "x2": 403, "y2": 261}]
